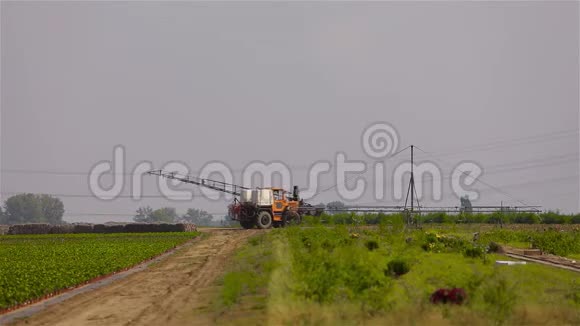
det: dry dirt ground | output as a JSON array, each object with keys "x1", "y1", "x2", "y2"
[{"x1": 10, "y1": 229, "x2": 260, "y2": 326}]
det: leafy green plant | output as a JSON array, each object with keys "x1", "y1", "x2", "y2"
[
  {"x1": 421, "y1": 232, "x2": 468, "y2": 253},
  {"x1": 530, "y1": 230, "x2": 580, "y2": 256},
  {"x1": 221, "y1": 271, "x2": 258, "y2": 306},
  {"x1": 487, "y1": 241, "x2": 503, "y2": 253},
  {"x1": 463, "y1": 245, "x2": 486, "y2": 259},
  {"x1": 0, "y1": 232, "x2": 199, "y2": 310},
  {"x1": 539, "y1": 211, "x2": 567, "y2": 224},
  {"x1": 566, "y1": 281, "x2": 580, "y2": 305},
  {"x1": 511, "y1": 213, "x2": 540, "y2": 224},
  {"x1": 217, "y1": 224, "x2": 580, "y2": 324},
  {"x1": 248, "y1": 236, "x2": 262, "y2": 246},
  {"x1": 284, "y1": 227, "x2": 393, "y2": 305},
  {"x1": 480, "y1": 228, "x2": 580, "y2": 257},
  {"x1": 365, "y1": 240, "x2": 379, "y2": 251},
  {"x1": 385, "y1": 258, "x2": 410, "y2": 277},
  {"x1": 482, "y1": 276, "x2": 518, "y2": 325}
]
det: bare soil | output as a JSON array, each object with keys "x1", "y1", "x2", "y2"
[{"x1": 10, "y1": 229, "x2": 259, "y2": 326}]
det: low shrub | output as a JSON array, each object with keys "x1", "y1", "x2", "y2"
[
  {"x1": 421, "y1": 233, "x2": 468, "y2": 253},
  {"x1": 530, "y1": 230, "x2": 580, "y2": 257},
  {"x1": 480, "y1": 229, "x2": 580, "y2": 256},
  {"x1": 222, "y1": 271, "x2": 257, "y2": 306},
  {"x1": 385, "y1": 258, "x2": 410, "y2": 277},
  {"x1": 540, "y1": 212, "x2": 567, "y2": 224},
  {"x1": 566, "y1": 281, "x2": 580, "y2": 305},
  {"x1": 422, "y1": 212, "x2": 450, "y2": 224},
  {"x1": 464, "y1": 245, "x2": 486, "y2": 259},
  {"x1": 365, "y1": 240, "x2": 379, "y2": 251},
  {"x1": 487, "y1": 241, "x2": 503, "y2": 253},
  {"x1": 482, "y1": 276, "x2": 517, "y2": 324},
  {"x1": 512, "y1": 213, "x2": 540, "y2": 224}
]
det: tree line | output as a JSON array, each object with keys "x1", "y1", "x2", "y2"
[
  {"x1": 133, "y1": 206, "x2": 224, "y2": 226},
  {"x1": 0, "y1": 194, "x2": 65, "y2": 225},
  {"x1": 4, "y1": 194, "x2": 575, "y2": 226},
  {"x1": 0, "y1": 193, "x2": 226, "y2": 227}
]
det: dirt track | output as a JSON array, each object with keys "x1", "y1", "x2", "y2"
[{"x1": 10, "y1": 229, "x2": 259, "y2": 326}]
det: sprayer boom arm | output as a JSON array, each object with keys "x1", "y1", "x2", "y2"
[{"x1": 147, "y1": 170, "x2": 249, "y2": 196}]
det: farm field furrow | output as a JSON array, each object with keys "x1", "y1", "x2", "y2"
[
  {"x1": 2, "y1": 224, "x2": 579, "y2": 325},
  {"x1": 4, "y1": 229, "x2": 258, "y2": 326},
  {"x1": 0, "y1": 232, "x2": 199, "y2": 311}
]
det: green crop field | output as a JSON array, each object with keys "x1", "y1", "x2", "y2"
[
  {"x1": 218, "y1": 222, "x2": 580, "y2": 325},
  {"x1": 0, "y1": 232, "x2": 199, "y2": 310}
]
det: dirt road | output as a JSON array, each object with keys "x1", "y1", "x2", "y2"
[{"x1": 10, "y1": 229, "x2": 259, "y2": 326}]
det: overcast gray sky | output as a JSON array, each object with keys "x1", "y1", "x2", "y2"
[{"x1": 1, "y1": 1, "x2": 579, "y2": 223}]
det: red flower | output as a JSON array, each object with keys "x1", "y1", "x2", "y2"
[
  {"x1": 430, "y1": 288, "x2": 467, "y2": 305},
  {"x1": 448, "y1": 288, "x2": 467, "y2": 304}
]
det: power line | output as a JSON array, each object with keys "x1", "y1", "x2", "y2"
[
  {"x1": 0, "y1": 163, "x2": 325, "y2": 176},
  {"x1": 312, "y1": 145, "x2": 412, "y2": 197},
  {"x1": 4, "y1": 151, "x2": 576, "y2": 201},
  {"x1": 63, "y1": 211, "x2": 229, "y2": 217},
  {"x1": 405, "y1": 153, "x2": 578, "y2": 181},
  {"x1": 414, "y1": 129, "x2": 578, "y2": 159},
  {"x1": 476, "y1": 174, "x2": 578, "y2": 193},
  {"x1": 0, "y1": 192, "x2": 213, "y2": 199},
  {"x1": 484, "y1": 152, "x2": 579, "y2": 169},
  {"x1": 414, "y1": 145, "x2": 532, "y2": 206},
  {"x1": 483, "y1": 158, "x2": 578, "y2": 175},
  {"x1": 4, "y1": 129, "x2": 576, "y2": 177}
]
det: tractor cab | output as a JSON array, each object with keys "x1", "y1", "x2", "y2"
[
  {"x1": 272, "y1": 188, "x2": 299, "y2": 216},
  {"x1": 272, "y1": 188, "x2": 287, "y2": 213}
]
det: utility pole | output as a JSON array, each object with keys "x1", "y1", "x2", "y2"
[
  {"x1": 410, "y1": 145, "x2": 414, "y2": 214},
  {"x1": 404, "y1": 145, "x2": 419, "y2": 225}
]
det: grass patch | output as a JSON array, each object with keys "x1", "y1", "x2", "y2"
[
  {"x1": 219, "y1": 233, "x2": 275, "y2": 307},
  {"x1": 478, "y1": 228, "x2": 580, "y2": 257},
  {"x1": 216, "y1": 225, "x2": 580, "y2": 325}
]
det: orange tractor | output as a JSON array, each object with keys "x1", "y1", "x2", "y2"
[{"x1": 148, "y1": 170, "x2": 323, "y2": 229}]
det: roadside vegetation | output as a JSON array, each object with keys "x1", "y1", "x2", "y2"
[
  {"x1": 219, "y1": 218, "x2": 579, "y2": 325},
  {"x1": 308, "y1": 211, "x2": 580, "y2": 225},
  {"x1": 478, "y1": 228, "x2": 580, "y2": 257},
  {"x1": 0, "y1": 232, "x2": 199, "y2": 311}
]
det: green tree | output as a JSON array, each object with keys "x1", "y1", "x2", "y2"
[
  {"x1": 133, "y1": 206, "x2": 177, "y2": 223},
  {"x1": 539, "y1": 211, "x2": 566, "y2": 224},
  {"x1": 3, "y1": 194, "x2": 65, "y2": 225},
  {"x1": 182, "y1": 208, "x2": 214, "y2": 226},
  {"x1": 4, "y1": 193, "x2": 44, "y2": 224},
  {"x1": 39, "y1": 194, "x2": 65, "y2": 224},
  {"x1": 134, "y1": 206, "x2": 154, "y2": 222},
  {"x1": 150, "y1": 207, "x2": 178, "y2": 222},
  {"x1": 0, "y1": 207, "x2": 5, "y2": 224}
]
